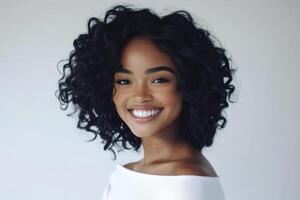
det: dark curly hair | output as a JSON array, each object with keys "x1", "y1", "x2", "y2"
[{"x1": 56, "y1": 4, "x2": 237, "y2": 160}]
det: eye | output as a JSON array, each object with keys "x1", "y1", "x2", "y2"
[
  {"x1": 152, "y1": 78, "x2": 170, "y2": 83},
  {"x1": 115, "y1": 79, "x2": 131, "y2": 85}
]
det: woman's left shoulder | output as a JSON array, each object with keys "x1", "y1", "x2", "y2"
[{"x1": 174, "y1": 162, "x2": 218, "y2": 177}]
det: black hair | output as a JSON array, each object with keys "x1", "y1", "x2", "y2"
[{"x1": 56, "y1": 4, "x2": 237, "y2": 160}]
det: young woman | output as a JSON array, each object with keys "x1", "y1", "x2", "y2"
[{"x1": 57, "y1": 4, "x2": 236, "y2": 200}]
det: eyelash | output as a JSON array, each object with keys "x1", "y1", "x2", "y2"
[{"x1": 115, "y1": 78, "x2": 170, "y2": 85}]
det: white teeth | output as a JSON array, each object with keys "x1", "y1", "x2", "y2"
[{"x1": 132, "y1": 109, "x2": 161, "y2": 118}]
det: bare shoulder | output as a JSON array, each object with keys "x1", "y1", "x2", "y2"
[
  {"x1": 123, "y1": 161, "x2": 139, "y2": 170},
  {"x1": 122, "y1": 157, "x2": 218, "y2": 177},
  {"x1": 174, "y1": 165, "x2": 218, "y2": 177},
  {"x1": 174, "y1": 159, "x2": 218, "y2": 177}
]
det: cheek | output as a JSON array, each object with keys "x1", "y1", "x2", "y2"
[
  {"x1": 170, "y1": 94, "x2": 183, "y2": 112},
  {"x1": 169, "y1": 87, "x2": 183, "y2": 113},
  {"x1": 112, "y1": 88, "x2": 120, "y2": 108},
  {"x1": 157, "y1": 87, "x2": 182, "y2": 109},
  {"x1": 112, "y1": 89, "x2": 127, "y2": 111}
]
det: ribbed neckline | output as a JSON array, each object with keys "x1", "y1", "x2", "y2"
[{"x1": 116, "y1": 163, "x2": 220, "y2": 180}]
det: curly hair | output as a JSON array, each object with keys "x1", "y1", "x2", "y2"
[{"x1": 56, "y1": 4, "x2": 237, "y2": 160}]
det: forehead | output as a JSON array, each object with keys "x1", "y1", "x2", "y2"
[{"x1": 120, "y1": 38, "x2": 177, "y2": 74}]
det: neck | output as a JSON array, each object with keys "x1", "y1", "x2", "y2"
[{"x1": 139, "y1": 132, "x2": 201, "y2": 167}]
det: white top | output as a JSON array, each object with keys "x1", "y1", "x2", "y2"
[{"x1": 102, "y1": 163, "x2": 226, "y2": 200}]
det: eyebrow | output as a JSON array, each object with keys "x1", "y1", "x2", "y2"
[{"x1": 115, "y1": 66, "x2": 175, "y2": 75}]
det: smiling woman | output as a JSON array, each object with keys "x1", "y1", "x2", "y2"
[
  {"x1": 56, "y1": 4, "x2": 236, "y2": 200},
  {"x1": 113, "y1": 38, "x2": 182, "y2": 139}
]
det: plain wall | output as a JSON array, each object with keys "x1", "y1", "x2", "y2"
[{"x1": 0, "y1": 0, "x2": 299, "y2": 199}]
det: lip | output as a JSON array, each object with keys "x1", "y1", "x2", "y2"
[
  {"x1": 128, "y1": 108, "x2": 163, "y2": 124},
  {"x1": 128, "y1": 105, "x2": 163, "y2": 110}
]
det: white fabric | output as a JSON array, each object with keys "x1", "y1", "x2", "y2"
[{"x1": 102, "y1": 164, "x2": 226, "y2": 200}]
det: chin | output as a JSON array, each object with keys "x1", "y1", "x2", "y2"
[{"x1": 130, "y1": 127, "x2": 157, "y2": 138}]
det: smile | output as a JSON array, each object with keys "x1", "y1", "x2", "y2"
[{"x1": 128, "y1": 108, "x2": 163, "y2": 123}]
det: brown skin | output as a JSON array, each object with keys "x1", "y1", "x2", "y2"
[{"x1": 113, "y1": 37, "x2": 217, "y2": 177}]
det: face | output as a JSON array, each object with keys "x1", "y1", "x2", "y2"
[{"x1": 112, "y1": 38, "x2": 182, "y2": 138}]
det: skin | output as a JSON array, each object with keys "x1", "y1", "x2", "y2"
[{"x1": 112, "y1": 37, "x2": 217, "y2": 177}]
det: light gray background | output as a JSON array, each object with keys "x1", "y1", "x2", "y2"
[{"x1": 1, "y1": 0, "x2": 299, "y2": 199}]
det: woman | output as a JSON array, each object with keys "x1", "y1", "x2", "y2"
[{"x1": 57, "y1": 4, "x2": 236, "y2": 200}]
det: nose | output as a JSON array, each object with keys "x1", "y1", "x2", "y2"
[{"x1": 131, "y1": 83, "x2": 153, "y2": 103}]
